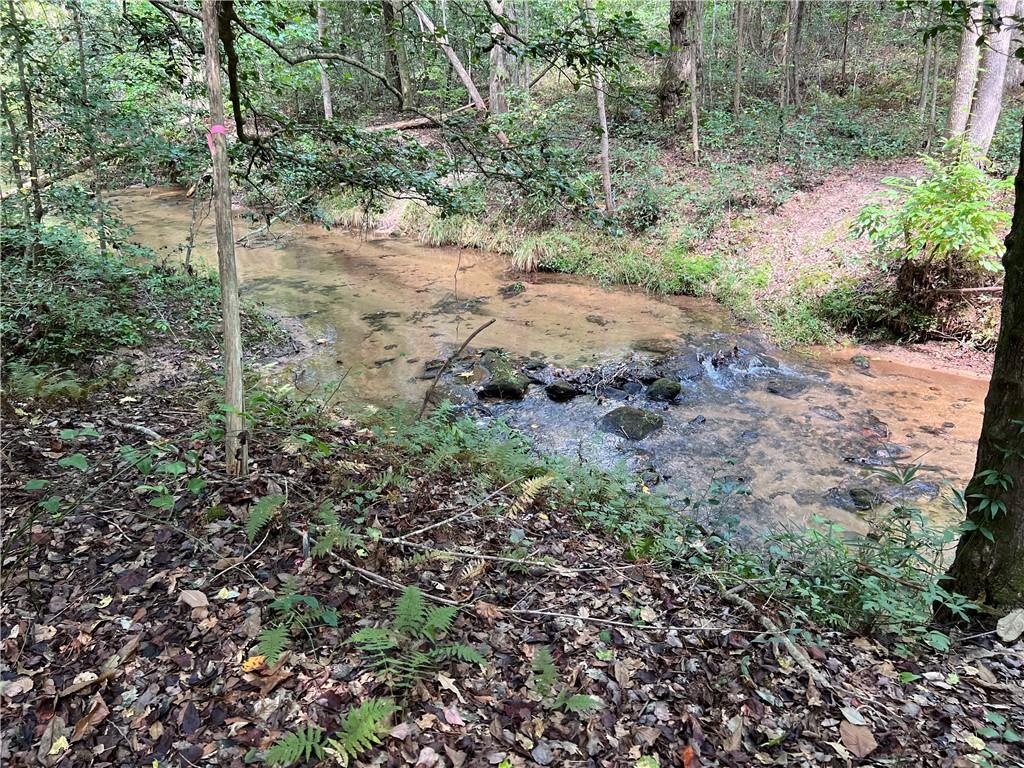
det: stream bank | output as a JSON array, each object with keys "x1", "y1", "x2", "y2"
[{"x1": 114, "y1": 187, "x2": 988, "y2": 532}]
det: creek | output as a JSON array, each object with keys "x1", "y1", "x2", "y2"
[{"x1": 114, "y1": 187, "x2": 988, "y2": 533}]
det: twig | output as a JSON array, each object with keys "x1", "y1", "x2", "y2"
[
  {"x1": 394, "y1": 478, "x2": 519, "y2": 540},
  {"x1": 714, "y1": 576, "x2": 832, "y2": 689},
  {"x1": 417, "y1": 317, "x2": 496, "y2": 418},
  {"x1": 109, "y1": 420, "x2": 163, "y2": 441}
]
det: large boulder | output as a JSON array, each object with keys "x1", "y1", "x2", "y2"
[
  {"x1": 646, "y1": 377, "x2": 681, "y2": 402},
  {"x1": 599, "y1": 407, "x2": 664, "y2": 440},
  {"x1": 477, "y1": 350, "x2": 529, "y2": 400}
]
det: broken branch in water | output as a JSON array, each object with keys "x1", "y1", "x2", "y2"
[{"x1": 417, "y1": 317, "x2": 496, "y2": 418}]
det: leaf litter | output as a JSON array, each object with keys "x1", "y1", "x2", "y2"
[{"x1": 2, "y1": 350, "x2": 1023, "y2": 767}]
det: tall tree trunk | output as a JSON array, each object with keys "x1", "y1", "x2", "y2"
[
  {"x1": 659, "y1": 0, "x2": 693, "y2": 118},
  {"x1": 73, "y1": 0, "x2": 106, "y2": 255},
  {"x1": 733, "y1": 1, "x2": 744, "y2": 115},
  {"x1": 918, "y1": 2, "x2": 934, "y2": 116},
  {"x1": 946, "y1": 3, "x2": 983, "y2": 137},
  {"x1": 967, "y1": 0, "x2": 1015, "y2": 154},
  {"x1": 946, "y1": 115, "x2": 1024, "y2": 613},
  {"x1": 487, "y1": 0, "x2": 510, "y2": 115},
  {"x1": 926, "y1": 41, "x2": 941, "y2": 149},
  {"x1": 317, "y1": 3, "x2": 334, "y2": 119},
  {"x1": 840, "y1": 3, "x2": 851, "y2": 82},
  {"x1": 6, "y1": 0, "x2": 43, "y2": 224},
  {"x1": 201, "y1": 0, "x2": 248, "y2": 477},
  {"x1": 782, "y1": 0, "x2": 803, "y2": 107},
  {"x1": 582, "y1": 0, "x2": 613, "y2": 215},
  {"x1": 0, "y1": 86, "x2": 31, "y2": 234},
  {"x1": 382, "y1": 0, "x2": 413, "y2": 108}
]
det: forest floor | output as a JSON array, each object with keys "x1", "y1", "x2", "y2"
[{"x1": 2, "y1": 334, "x2": 1023, "y2": 768}]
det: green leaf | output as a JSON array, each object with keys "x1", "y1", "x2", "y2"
[
  {"x1": 58, "y1": 453, "x2": 88, "y2": 471},
  {"x1": 246, "y1": 494, "x2": 285, "y2": 542},
  {"x1": 150, "y1": 494, "x2": 176, "y2": 509},
  {"x1": 898, "y1": 672, "x2": 921, "y2": 684},
  {"x1": 157, "y1": 461, "x2": 187, "y2": 475},
  {"x1": 23, "y1": 479, "x2": 50, "y2": 490}
]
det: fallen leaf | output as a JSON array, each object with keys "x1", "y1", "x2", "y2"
[
  {"x1": 680, "y1": 744, "x2": 702, "y2": 768},
  {"x1": 996, "y1": 608, "x2": 1024, "y2": 643},
  {"x1": 442, "y1": 704, "x2": 465, "y2": 726},
  {"x1": 48, "y1": 736, "x2": 70, "y2": 757},
  {"x1": 840, "y1": 706, "x2": 867, "y2": 726},
  {"x1": 179, "y1": 589, "x2": 209, "y2": 608},
  {"x1": 241, "y1": 655, "x2": 266, "y2": 673},
  {"x1": 72, "y1": 694, "x2": 110, "y2": 742},
  {"x1": 415, "y1": 745, "x2": 439, "y2": 767},
  {"x1": 389, "y1": 722, "x2": 414, "y2": 740},
  {"x1": 839, "y1": 721, "x2": 877, "y2": 758},
  {"x1": 474, "y1": 601, "x2": 501, "y2": 621}
]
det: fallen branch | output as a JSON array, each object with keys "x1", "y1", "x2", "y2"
[
  {"x1": 417, "y1": 317, "x2": 496, "y2": 418},
  {"x1": 715, "y1": 578, "x2": 832, "y2": 689}
]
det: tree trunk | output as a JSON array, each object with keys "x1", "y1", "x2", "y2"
[
  {"x1": 382, "y1": 0, "x2": 413, "y2": 108},
  {"x1": 926, "y1": 41, "x2": 942, "y2": 148},
  {"x1": 733, "y1": 1, "x2": 744, "y2": 115},
  {"x1": 317, "y1": 4, "x2": 334, "y2": 119},
  {"x1": 946, "y1": 3, "x2": 983, "y2": 137},
  {"x1": 840, "y1": 3, "x2": 850, "y2": 82},
  {"x1": 782, "y1": 0, "x2": 803, "y2": 107},
  {"x1": 487, "y1": 0, "x2": 511, "y2": 115},
  {"x1": 967, "y1": 0, "x2": 1015, "y2": 154},
  {"x1": 582, "y1": 0, "x2": 613, "y2": 215},
  {"x1": 0, "y1": 86, "x2": 31, "y2": 234},
  {"x1": 946, "y1": 114, "x2": 1024, "y2": 613},
  {"x1": 6, "y1": 0, "x2": 43, "y2": 224},
  {"x1": 918, "y1": 3, "x2": 933, "y2": 116},
  {"x1": 659, "y1": 0, "x2": 693, "y2": 118},
  {"x1": 73, "y1": 0, "x2": 106, "y2": 255},
  {"x1": 201, "y1": 0, "x2": 248, "y2": 477}
]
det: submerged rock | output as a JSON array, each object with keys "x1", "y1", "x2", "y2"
[
  {"x1": 766, "y1": 378, "x2": 809, "y2": 399},
  {"x1": 545, "y1": 380, "x2": 580, "y2": 402},
  {"x1": 477, "y1": 350, "x2": 529, "y2": 400},
  {"x1": 850, "y1": 354, "x2": 871, "y2": 370},
  {"x1": 599, "y1": 407, "x2": 664, "y2": 440},
  {"x1": 632, "y1": 337, "x2": 677, "y2": 356},
  {"x1": 646, "y1": 377, "x2": 681, "y2": 402},
  {"x1": 848, "y1": 486, "x2": 879, "y2": 510}
]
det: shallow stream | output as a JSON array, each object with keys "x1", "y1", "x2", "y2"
[{"x1": 114, "y1": 188, "x2": 988, "y2": 532}]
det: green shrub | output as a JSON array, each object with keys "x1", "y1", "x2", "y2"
[{"x1": 852, "y1": 140, "x2": 1012, "y2": 278}]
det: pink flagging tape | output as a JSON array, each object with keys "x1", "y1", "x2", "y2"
[{"x1": 206, "y1": 124, "x2": 227, "y2": 153}]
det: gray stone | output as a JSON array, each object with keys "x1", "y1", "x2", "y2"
[
  {"x1": 849, "y1": 487, "x2": 879, "y2": 510},
  {"x1": 545, "y1": 380, "x2": 580, "y2": 402},
  {"x1": 646, "y1": 377, "x2": 682, "y2": 402},
  {"x1": 477, "y1": 350, "x2": 528, "y2": 400},
  {"x1": 599, "y1": 407, "x2": 664, "y2": 440}
]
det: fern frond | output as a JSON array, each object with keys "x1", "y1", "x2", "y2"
[
  {"x1": 349, "y1": 627, "x2": 397, "y2": 653},
  {"x1": 316, "y1": 499, "x2": 340, "y2": 527},
  {"x1": 421, "y1": 605, "x2": 458, "y2": 639},
  {"x1": 264, "y1": 724, "x2": 325, "y2": 766},
  {"x1": 508, "y1": 474, "x2": 554, "y2": 515},
  {"x1": 394, "y1": 586, "x2": 427, "y2": 636},
  {"x1": 312, "y1": 524, "x2": 360, "y2": 558},
  {"x1": 531, "y1": 646, "x2": 558, "y2": 697},
  {"x1": 246, "y1": 494, "x2": 286, "y2": 542},
  {"x1": 257, "y1": 624, "x2": 291, "y2": 664},
  {"x1": 557, "y1": 693, "x2": 603, "y2": 713},
  {"x1": 433, "y1": 643, "x2": 486, "y2": 666},
  {"x1": 326, "y1": 698, "x2": 396, "y2": 762},
  {"x1": 389, "y1": 649, "x2": 434, "y2": 686}
]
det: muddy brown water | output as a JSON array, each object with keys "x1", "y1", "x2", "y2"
[{"x1": 114, "y1": 188, "x2": 987, "y2": 532}]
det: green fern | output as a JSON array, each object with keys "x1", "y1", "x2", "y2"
[
  {"x1": 349, "y1": 587, "x2": 485, "y2": 690},
  {"x1": 530, "y1": 645, "x2": 602, "y2": 714},
  {"x1": 555, "y1": 693, "x2": 603, "y2": 713},
  {"x1": 325, "y1": 698, "x2": 397, "y2": 765},
  {"x1": 312, "y1": 500, "x2": 361, "y2": 558},
  {"x1": 247, "y1": 494, "x2": 286, "y2": 542},
  {"x1": 508, "y1": 474, "x2": 554, "y2": 515},
  {"x1": 531, "y1": 646, "x2": 558, "y2": 697},
  {"x1": 257, "y1": 624, "x2": 291, "y2": 664},
  {"x1": 264, "y1": 724, "x2": 325, "y2": 766}
]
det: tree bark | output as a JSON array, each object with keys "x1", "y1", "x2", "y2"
[
  {"x1": 487, "y1": 0, "x2": 511, "y2": 115},
  {"x1": 411, "y1": 2, "x2": 508, "y2": 144},
  {"x1": 967, "y1": 0, "x2": 1015, "y2": 154},
  {"x1": 782, "y1": 0, "x2": 804, "y2": 107},
  {"x1": 582, "y1": 0, "x2": 613, "y2": 215},
  {"x1": 382, "y1": 0, "x2": 413, "y2": 108},
  {"x1": 918, "y1": 2, "x2": 934, "y2": 116},
  {"x1": 201, "y1": 0, "x2": 248, "y2": 477},
  {"x1": 73, "y1": 0, "x2": 106, "y2": 255},
  {"x1": 840, "y1": 3, "x2": 851, "y2": 82},
  {"x1": 733, "y1": 2, "x2": 744, "y2": 115},
  {"x1": 946, "y1": 115, "x2": 1024, "y2": 613},
  {"x1": 317, "y1": 3, "x2": 334, "y2": 119},
  {"x1": 6, "y1": 0, "x2": 43, "y2": 224},
  {"x1": 0, "y1": 86, "x2": 31, "y2": 233},
  {"x1": 659, "y1": 0, "x2": 693, "y2": 118},
  {"x1": 946, "y1": 3, "x2": 983, "y2": 137}
]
